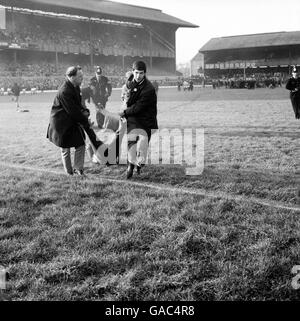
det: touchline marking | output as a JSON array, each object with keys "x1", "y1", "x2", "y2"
[{"x1": 0, "y1": 161, "x2": 299, "y2": 213}]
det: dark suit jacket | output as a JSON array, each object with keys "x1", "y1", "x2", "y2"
[
  {"x1": 12, "y1": 83, "x2": 21, "y2": 96},
  {"x1": 47, "y1": 80, "x2": 90, "y2": 148},
  {"x1": 89, "y1": 75, "x2": 112, "y2": 106},
  {"x1": 286, "y1": 77, "x2": 300, "y2": 119},
  {"x1": 122, "y1": 77, "x2": 158, "y2": 135}
]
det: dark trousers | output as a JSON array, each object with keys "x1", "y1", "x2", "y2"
[
  {"x1": 290, "y1": 94, "x2": 300, "y2": 119},
  {"x1": 95, "y1": 98, "x2": 108, "y2": 128},
  {"x1": 83, "y1": 126, "x2": 102, "y2": 149}
]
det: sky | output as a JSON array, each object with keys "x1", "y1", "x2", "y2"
[{"x1": 113, "y1": 0, "x2": 300, "y2": 64}]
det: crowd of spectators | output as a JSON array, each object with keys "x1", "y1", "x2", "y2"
[
  {"x1": 205, "y1": 72, "x2": 287, "y2": 89},
  {"x1": 0, "y1": 30, "x2": 9, "y2": 42},
  {"x1": 0, "y1": 61, "x2": 128, "y2": 77},
  {"x1": 0, "y1": 68, "x2": 291, "y2": 94},
  {"x1": 0, "y1": 61, "x2": 130, "y2": 90},
  {"x1": 0, "y1": 59, "x2": 181, "y2": 91},
  {"x1": 4, "y1": 12, "x2": 172, "y2": 58}
]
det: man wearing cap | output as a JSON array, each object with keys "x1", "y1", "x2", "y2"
[
  {"x1": 286, "y1": 66, "x2": 300, "y2": 119},
  {"x1": 47, "y1": 66, "x2": 105, "y2": 176},
  {"x1": 89, "y1": 66, "x2": 112, "y2": 128},
  {"x1": 119, "y1": 60, "x2": 158, "y2": 179}
]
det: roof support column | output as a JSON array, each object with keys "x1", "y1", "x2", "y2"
[
  {"x1": 10, "y1": 6, "x2": 15, "y2": 34},
  {"x1": 89, "y1": 18, "x2": 93, "y2": 71},
  {"x1": 55, "y1": 50, "x2": 58, "y2": 73},
  {"x1": 288, "y1": 46, "x2": 291, "y2": 74},
  {"x1": 149, "y1": 29, "x2": 153, "y2": 71},
  {"x1": 174, "y1": 32, "x2": 177, "y2": 74},
  {"x1": 13, "y1": 49, "x2": 17, "y2": 65}
]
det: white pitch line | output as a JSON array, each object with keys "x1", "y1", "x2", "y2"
[{"x1": 0, "y1": 161, "x2": 299, "y2": 213}]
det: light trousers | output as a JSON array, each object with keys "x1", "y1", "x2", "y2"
[
  {"x1": 60, "y1": 145, "x2": 85, "y2": 175},
  {"x1": 127, "y1": 132, "x2": 149, "y2": 167}
]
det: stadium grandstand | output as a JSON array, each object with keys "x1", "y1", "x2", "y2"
[
  {"x1": 199, "y1": 31, "x2": 300, "y2": 88},
  {"x1": 0, "y1": 0, "x2": 197, "y2": 91}
]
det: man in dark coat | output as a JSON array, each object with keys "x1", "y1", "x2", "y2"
[
  {"x1": 11, "y1": 82, "x2": 21, "y2": 111},
  {"x1": 286, "y1": 66, "x2": 300, "y2": 119},
  {"x1": 89, "y1": 66, "x2": 112, "y2": 128},
  {"x1": 47, "y1": 66, "x2": 104, "y2": 175},
  {"x1": 119, "y1": 61, "x2": 158, "y2": 179}
]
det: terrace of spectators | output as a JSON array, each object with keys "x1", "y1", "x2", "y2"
[
  {"x1": 3, "y1": 10, "x2": 175, "y2": 59},
  {"x1": 0, "y1": 0, "x2": 198, "y2": 90}
]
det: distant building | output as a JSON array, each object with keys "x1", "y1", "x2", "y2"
[
  {"x1": 176, "y1": 62, "x2": 190, "y2": 78},
  {"x1": 190, "y1": 51, "x2": 204, "y2": 77},
  {"x1": 199, "y1": 31, "x2": 300, "y2": 78}
]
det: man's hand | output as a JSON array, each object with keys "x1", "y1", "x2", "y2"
[{"x1": 82, "y1": 110, "x2": 90, "y2": 118}]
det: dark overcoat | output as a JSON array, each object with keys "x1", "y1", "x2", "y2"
[
  {"x1": 11, "y1": 83, "x2": 21, "y2": 96},
  {"x1": 286, "y1": 77, "x2": 300, "y2": 119},
  {"x1": 47, "y1": 80, "x2": 90, "y2": 148},
  {"x1": 122, "y1": 77, "x2": 158, "y2": 136},
  {"x1": 89, "y1": 75, "x2": 112, "y2": 106}
]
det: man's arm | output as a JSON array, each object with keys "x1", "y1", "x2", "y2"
[
  {"x1": 59, "y1": 89, "x2": 90, "y2": 128},
  {"x1": 286, "y1": 78, "x2": 293, "y2": 91},
  {"x1": 286, "y1": 78, "x2": 298, "y2": 91}
]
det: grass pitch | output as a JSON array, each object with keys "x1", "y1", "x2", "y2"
[{"x1": 0, "y1": 87, "x2": 299, "y2": 300}]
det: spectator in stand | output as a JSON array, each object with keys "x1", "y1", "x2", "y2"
[
  {"x1": 89, "y1": 66, "x2": 112, "y2": 128},
  {"x1": 286, "y1": 66, "x2": 300, "y2": 119}
]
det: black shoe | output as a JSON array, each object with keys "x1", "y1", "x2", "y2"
[
  {"x1": 126, "y1": 163, "x2": 134, "y2": 179},
  {"x1": 73, "y1": 169, "x2": 85, "y2": 176}
]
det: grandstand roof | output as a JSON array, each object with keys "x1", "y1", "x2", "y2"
[
  {"x1": 199, "y1": 31, "x2": 300, "y2": 52},
  {"x1": 1, "y1": 0, "x2": 198, "y2": 28}
]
